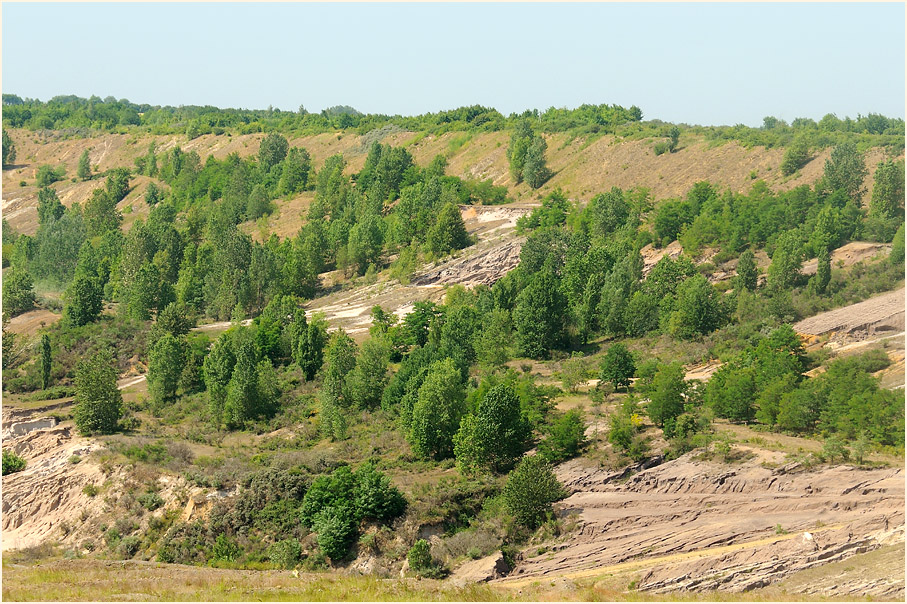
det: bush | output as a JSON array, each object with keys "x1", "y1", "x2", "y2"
[
  {"x1": 35, "y1": 164, "x2": 65, "y2": 187},
  {"x1": 312, "y1": 504, "x2": 357, "y2": 561},
  {"x1": 407, "y1": 539, "x2": 446, "y2": 578},
  {"x1": 538, "y1": 409, "x2": 586, "y2": 463},
  {"x1": 268, "y1": 538, "x2": 302, "y2": 569},
  {"x1": 2, "y1": 449, "x2": 26, "y2": 475},
  {"x1": 117, "y1": 536, "x2": 141, "y2": 559},
  {"x1": 501, "y1": 455, "x2": 565, "y2": 529},
  {"x1": 210, "y1": 533, "x2": 242, "y2": 563},
  {"x1": 353, "y1": 463, "x2": 407, "y2": 523},
  {"x1": 138, "y1": 491, "x2": 164, "y2": 511}
]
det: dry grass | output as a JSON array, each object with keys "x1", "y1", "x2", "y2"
[{"x1": 2, "y1": 553, "x2": 880, "y2": 602}]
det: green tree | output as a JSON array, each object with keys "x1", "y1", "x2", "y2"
[
  {"x1": 77, "y1": 149, "x2": 92, "y2": 180},
  {"x1": 63, "y1": 274, "x2": 103, "y2": 326},
  {"x1": 780, "y1": 137, "x2": 810, "y2": 176},
  {"x1": 37, "y1": 187, "x2": 65, "y2": 225},
  {"x1": 83, "y1": 188, "x2": 121, "y2": 237},
  {"x1": 870, "y1": 159, "x2": 905, "y2": 219},
  {"x1": 454, "y1": 383, "x2": 530, "y2": 474},
  {"x1": 736, "y1": 249, "x2": 758, "y2": 291},
  {"x1": 599, "y1": 343, "x2": 636, "y2": 390},
  {"x1": 346, "y1": 213, "x2": 383, "y2": 275},
  {"x1": 104, "y1": 168, "x2": 131, "y2": 203},
  {"x1": 538, "y1": 409, "x2": 586, "y2": 463},
  {"x1": 296, "y1": 318, "x2": 327, "y2": 381},
  {"x1": 40, "y1": 333, "x2": 52, "y2": 390},
  {"x1": 767, "y1": 230, "x2": 803, "y2": 291},
  {"x1": 409, "y1": 358, "x2": 465, "y2": 460},
  {"x1": 224, "y1": 338, "x2": 261, "y2": 428},
  {"x1": 475, "y1": 309, "x2": 512, "y2": 367},
  {"x1": 246, "y1": 184, "x2": 272, "y2": 220},
  {"x1": 821, "y1": 141, "x2": 867, "y2": 204},
  {"x1": 349, "y1": 336, "x2": 390, "y2": 410},
  {"x1": 124, "y1": 262, "x2": 162, "y2": 320},
  {"x1": 74, "y1": 349, "x2": 123, "y2": 435},
  {"x1": 203, "y1": 333, "x2": 235, "y2": 427},
  {"x1": 502, "y1": 455, "x2": 564, "y2": 529},
  {"x1": 513, "y1": 268, "x2": 567, "y2": 359},
  {"x1": 507, "y1": 120, "x2": 533, "y2": 183},
  {"x1": 647, "y1": 362, "x2": 687, "y2": 432},
  {"x1": 668, "y1": 274, "x2": 725, "y2": 339},
  {"x1": 2, "y1": 129, "x2": 16, "y2": 168},
  {"x1": 522, "y1": 135, "x2": 550, "y2": 189},
  {"x1": 426, "y1": 202, "x2": 470, "y2": 256},
  {"x1": 277, "y1": 147, "x2": 312, "y2": 196},
  {"x1": 35, "y1": 164, "x2": 65, "y2": 187},
  {"x1": 259, "y1": 133, "x2": 289, "y2": 174},
  {"x1": 2, "y1": 268, "x2": 35, "y2": 317},
  {"x1": 148, "y1": 333, "x2": 185, "y2": 409},
  {"x1": 145, "y1": 182, "x2": 163, "y2": 206},
  {"x1": 319, "y1": 330, "x2": 357, "y2": 440},
  {"x1": 706, "y1": 365, "x2": 757, "y2": 422},
  {"x1": 814, "y1": 247, "x2": 831, "y2": 294}
]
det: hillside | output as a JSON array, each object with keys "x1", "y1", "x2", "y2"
[
  {"x1": 3, "y1": 127, "x2": 899, "y2": 237},
  {"x1": 2, "y1": 109, "x2": 905, "y2": 602}
]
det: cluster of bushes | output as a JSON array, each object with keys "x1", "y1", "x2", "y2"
[{"x1": 156, "y1": 463, "x2": 405, "y2": 567}]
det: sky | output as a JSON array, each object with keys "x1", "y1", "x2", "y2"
[{"x1": 2, "y1": 3, "x2": 904, "y2": 127}]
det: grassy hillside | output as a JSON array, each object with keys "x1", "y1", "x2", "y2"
[{"x1": 2, "y1": 99, "x2": 904, "y2": 601}]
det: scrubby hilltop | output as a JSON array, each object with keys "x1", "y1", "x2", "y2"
[{"x1": 2, "y1": 97, "x2": 905, "y2": 601}]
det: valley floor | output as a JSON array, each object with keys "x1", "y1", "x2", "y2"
[{"x1": 2, "y1": 544, "x2": 903, "y2": 601}]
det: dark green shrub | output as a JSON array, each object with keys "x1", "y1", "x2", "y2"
[
  {"x1": 538, "y1": 409, "x2": 586, "y2": 463},
  {"x1": 210, "y1": 533, "x2": 242, "y2": 563},
  {"x1": 407, "y1": 539, "x2": 446, "y2": 578},
  {"x1": 353, "y1": 463, "x2": 407, "y2": 522},
  {"x1": 501, "y1": 455, "x2": 565, "y2": 530},
  {"x1": 268, "y1": 539, "x2": 301, "y2": 569},
  {"x1": 2, "y1": 449, "x2": 26, "y2": 475},
  {"x1": 312, "y1": 504, "x2": 357, "y2": 561}
]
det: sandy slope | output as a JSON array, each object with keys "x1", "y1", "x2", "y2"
[{"x1": 500, "y1": 453, "x2": 904, "y2": 596}]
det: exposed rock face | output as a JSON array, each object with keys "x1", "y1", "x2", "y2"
[
  {"x1": 500, "y1": 453, "x2": 904, "y2": 595},
  {"x1": 449, "y1": 552, "x2": 511, "y2": 586},
  {"x1": 1, "y1": 427, "x2": 106, "y2": 550},
  {"x1": 411, "y1": 238, "x2": 524, "y2": 288}
]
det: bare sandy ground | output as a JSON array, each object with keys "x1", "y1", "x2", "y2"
[
  {"x1": 500, "y1": 453, "x2": 904, "y2": 596},
  {"x1": 794, "y1": 287, "x2": 905, "y2": 343}
]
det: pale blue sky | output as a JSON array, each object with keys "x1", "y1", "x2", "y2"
[{"x1": 2, "y1": 3, "x2": 904, "y2": 126}]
